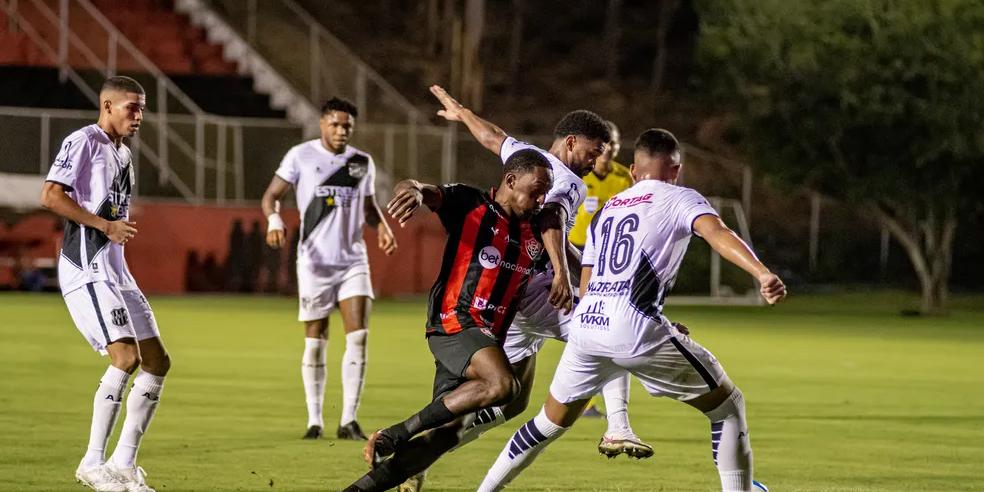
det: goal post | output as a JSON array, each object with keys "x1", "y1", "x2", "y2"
[{"x1": 667, "y1": 196, "x2": 764, "y2": 306}]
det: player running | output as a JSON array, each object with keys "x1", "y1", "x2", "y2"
[
  {"x1": 477, "y1": 129, "x2": 786, "y2": 492},
  {"x1": 261, "y1": 97, "x2": 397, "y2": 441},
  {"x1": 341, "y1": 149, "x2": 556, "y2": 492},
  {"x1": 426, "y1": 86, "x2": 651, "y2": 461},
  {"x1": 40, "y1": 76, "x2": 166, "y2": 492}
]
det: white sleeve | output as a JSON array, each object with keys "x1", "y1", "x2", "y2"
[
  {"x1": 46, "y1": 132, "x2": 89, "y2": 190},
  {"x1": 360, "y1": 156, "x2": 376, "y2": 197},
  {"x1": 274, "y1": 147, "x2": 299, "y2": 185},
  {"x1": 543, "y1": 175, "x2": 584, "y2": 228},
  {"x1": 678, "y1": 188, "x2": 719, "y2": 237},
  {"x1": 581, "y1": 218, "x2": 598, "y2": 267},
  {"x1": 499, "y1": 136, "x2": 539, "y2": 165}
]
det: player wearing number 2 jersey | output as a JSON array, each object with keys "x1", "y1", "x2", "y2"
[{"x1": 478, "y1": 129, "x2": 787, "y2": 492}]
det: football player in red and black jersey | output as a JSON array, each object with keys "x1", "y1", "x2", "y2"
[{"x1": 342, "y1": 149, "x2": 561, "y2": 491}]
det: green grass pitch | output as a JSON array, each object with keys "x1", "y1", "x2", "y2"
[{"x1": 1, "y1": 291, "x2": 982, "y2": 491}]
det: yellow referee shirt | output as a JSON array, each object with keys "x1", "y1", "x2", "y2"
[{"x1": 569, "y1": 160, "x2": 634, "y2": 247}]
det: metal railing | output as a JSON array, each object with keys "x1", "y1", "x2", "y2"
[
  {"x1": 0, "y1": 106, "x2": 307, "y2": 204},
  {"x1": 201, "y1": 0, "x2": 455, "y2": 181},
  {"x1": 0, "y1": 0, "x2": 289, "y2": 203}
]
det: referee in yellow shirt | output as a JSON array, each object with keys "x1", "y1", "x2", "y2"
[{"x1": 569, "y1": 120, "x2": 633, "y2": 249}]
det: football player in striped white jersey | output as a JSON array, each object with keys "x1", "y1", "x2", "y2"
[
  {"x1": 262, "y1": 97, "x2": 397, "y2": 441},
  {"x1": 478, "y1": 129, "x2": 785, "y2": 492},
  {"x1": 41, "y1": 76, "x2": 165, "y2": 492}
]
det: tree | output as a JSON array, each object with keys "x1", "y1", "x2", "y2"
[{"x1": 697, "y1": 0, "x2": 984, "y2": 314}]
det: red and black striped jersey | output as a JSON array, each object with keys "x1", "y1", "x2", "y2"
[{"x1": 426, "y1": 184, "x2": 545, "y2": 341}]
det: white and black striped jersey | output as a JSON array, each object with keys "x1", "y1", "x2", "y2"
[
  {"x1": 46, "y1": 124, "x2": 136, "y2": 294},
  {"x1": 570, "y1": 179, "x2": 719, "y2": 357},
  {"x1": 275, "y1": 140, "x2": 376, "y2": 271}
]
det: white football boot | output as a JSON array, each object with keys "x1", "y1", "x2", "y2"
[
  {"x1": 105, "y1": 463, "x2": 156, "y2": 492},
  {"x1": 75, "y1": 464, "x2": 127, "y2": 492},
  {"x1": 597, "y1": 431, "x2": 655, "y2": 459}
]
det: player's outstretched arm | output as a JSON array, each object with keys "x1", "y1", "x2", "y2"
[
  {"x1": 365, "y1": 195, "x2": 397, "y2": 255},
  {"x1": 40, "y1": 181, "x2": 136, "y2": 245},
  {"x1": 429, "y1": 85, "x2": 508, "y2": 155},
  {"x1": 386, "y1": 179, "x2": 443, "y2": 227},
  {"x1": 693, "y1": 214, "x2": 787, "y2": 305},
  {"x1": 261, "y1": 175, "x2": 291, "y2": 249},
  {"x1": 536, "y1": 203, "x2": 574, "y2": 314}
]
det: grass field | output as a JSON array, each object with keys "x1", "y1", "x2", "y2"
[{"x1": 1, "y1": 291, "x2": 983, "y2": 491}]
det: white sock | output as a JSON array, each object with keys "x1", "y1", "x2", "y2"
[
  {"x1": 340, "y1": 329, "x2": 367, "y2": 425},
  {"x1": 302, "y1": 337, "x2": 327, "y2": 428},
  {"x1": 109, "y1": 371, "x2": 164, "y2": 469},
  {"x1": 704, "y1": 389, "x2": 753, "y2": 492},
  {"x1": 453, "y1": 406, "x2": 506, "y2": 451},
  {"x1": 80, "y1": 366, "x2": 130, "y2": 469},
  {"x1": 477, "y1": 407, "x2": 567, "y2": 492},
  {"x1": 602, "y1": 373, "x2": 631, "y2": 435}
]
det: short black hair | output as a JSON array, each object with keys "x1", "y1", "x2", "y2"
[
  {"x1": 553, "y1": 110, "x2": 611, "y2": 143},
  {"x1": 321, "y1": 97, "x2": 358, "y2": 118},
  {"x1": 101, "y1": 76, "x2": 145, "y2": 95},
  {"x1": 503, "y1": 148, "x2": 552, "y2": 176},
  {"x1": 605, "y1": 120, "x2": 620, "y2": 144},
  {"x1": 634, "y1": 128, "x2": 680, "y2": 157}
]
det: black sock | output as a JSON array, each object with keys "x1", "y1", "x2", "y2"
[
  {"x1": 384, "y1": 398, "x2": 455, "y2": 446},
  {"x1": 348, "y1": 430, "x2": 461, "y2": 492}
]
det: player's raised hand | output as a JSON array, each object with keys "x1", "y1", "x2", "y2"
[
  {"x1": 266, "y1": 229, "x2": 286, "y2": 249},
  {"x1": 430, "y1": 85, "x2": 466, "y2": 122},
  {"x1": 757, "y1": 272, "x2": 787, "y2": 305},
  {"x1": 548, "y1": 273, "x2": 574, "y2": 314},
  {"x1": 378, "y1": 225, "x2": 397, "y2": 256},
  {"x1": 386, "y1": 185, "x2": 424, "y2": 227},
  {"x1": 105, "y1": 220, "x2": 137, "y2": 245}
]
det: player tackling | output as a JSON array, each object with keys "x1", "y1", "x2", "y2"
[
  {"x1": 477, "y1": 129, "x2": 786, "y2": 492},
  {"x1": 41, "y1": 76, "x2": 165, "y2": 492},
  {"x1": 422, "y1": 85, "x2": 652, "y2": 465},
  {"x1": 262, "y1": 97, "x2": 397, "y2": 440}
]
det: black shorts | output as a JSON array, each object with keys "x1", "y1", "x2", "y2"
[{"x1": 427, "y1": 328, "x2": 501, "y2": 400}]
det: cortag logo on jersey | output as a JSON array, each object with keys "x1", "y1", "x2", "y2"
[
  {"x1": 348, "y1": 161, "x2": 368, "y2": 179},
  {"x1": 524, "y1": 238, "x2": 542, "y2": 260},
  {"x1": 479, "y1": 246, "x2": 501, "y2": 269},
  {"x1": 607, "y1": 193, "x2": 653, "y2": 209},
  {"x1": 479, "y1": 327, "x2": 496, "y2": 340},
  {"x1": 110, "y1": 307, "x2": 129, "y2": 327}
]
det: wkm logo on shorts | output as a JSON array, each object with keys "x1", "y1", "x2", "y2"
[{"x1": 577, "y1": 301, "x2": 609, "y2": 329}]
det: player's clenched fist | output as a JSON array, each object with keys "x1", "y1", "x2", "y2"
[
  {"x1": 548, "y1": 273, "x2": 574, "y2": 314},
  {"x1": 757, "y1": 272, "x2": 787, "y2": 305},
  {"x1": 105, "y1": 219, "x2": 137, "y2": 245},
  {"x1": 378, "y1": 225, "x2": 397, "y2": 256},
  {"x1": 266, "y1": 229, "x2": 286, "y2": 249}
]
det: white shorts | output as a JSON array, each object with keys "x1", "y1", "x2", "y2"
[
  {"x1": 63, "y1": 282, "x2": 160, "y2": 355},
  {"x1": 297, "y1": 262, "x2": 373, "y2": 322},
  {"x1": 549, "y1": 333, "x2": 728, "y2": 403},
  {"x1": 503, "y1": 271, "x2": 571, "y2": 364}
]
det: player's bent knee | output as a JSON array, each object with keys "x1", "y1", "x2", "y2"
[
  {"x1": 112, "y1": 352, "x2": 141, "y2": 373},
  {"x1": 144, "y1": 352, "x2": 171, "y2": 376},
  {"x1": 486, "y1": 375, "x2": 520, "y2": 407}
]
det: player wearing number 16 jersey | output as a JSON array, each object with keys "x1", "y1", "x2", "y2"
[{"x1": 478, "y1": 129, "x2": 787, "y2": 492}]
